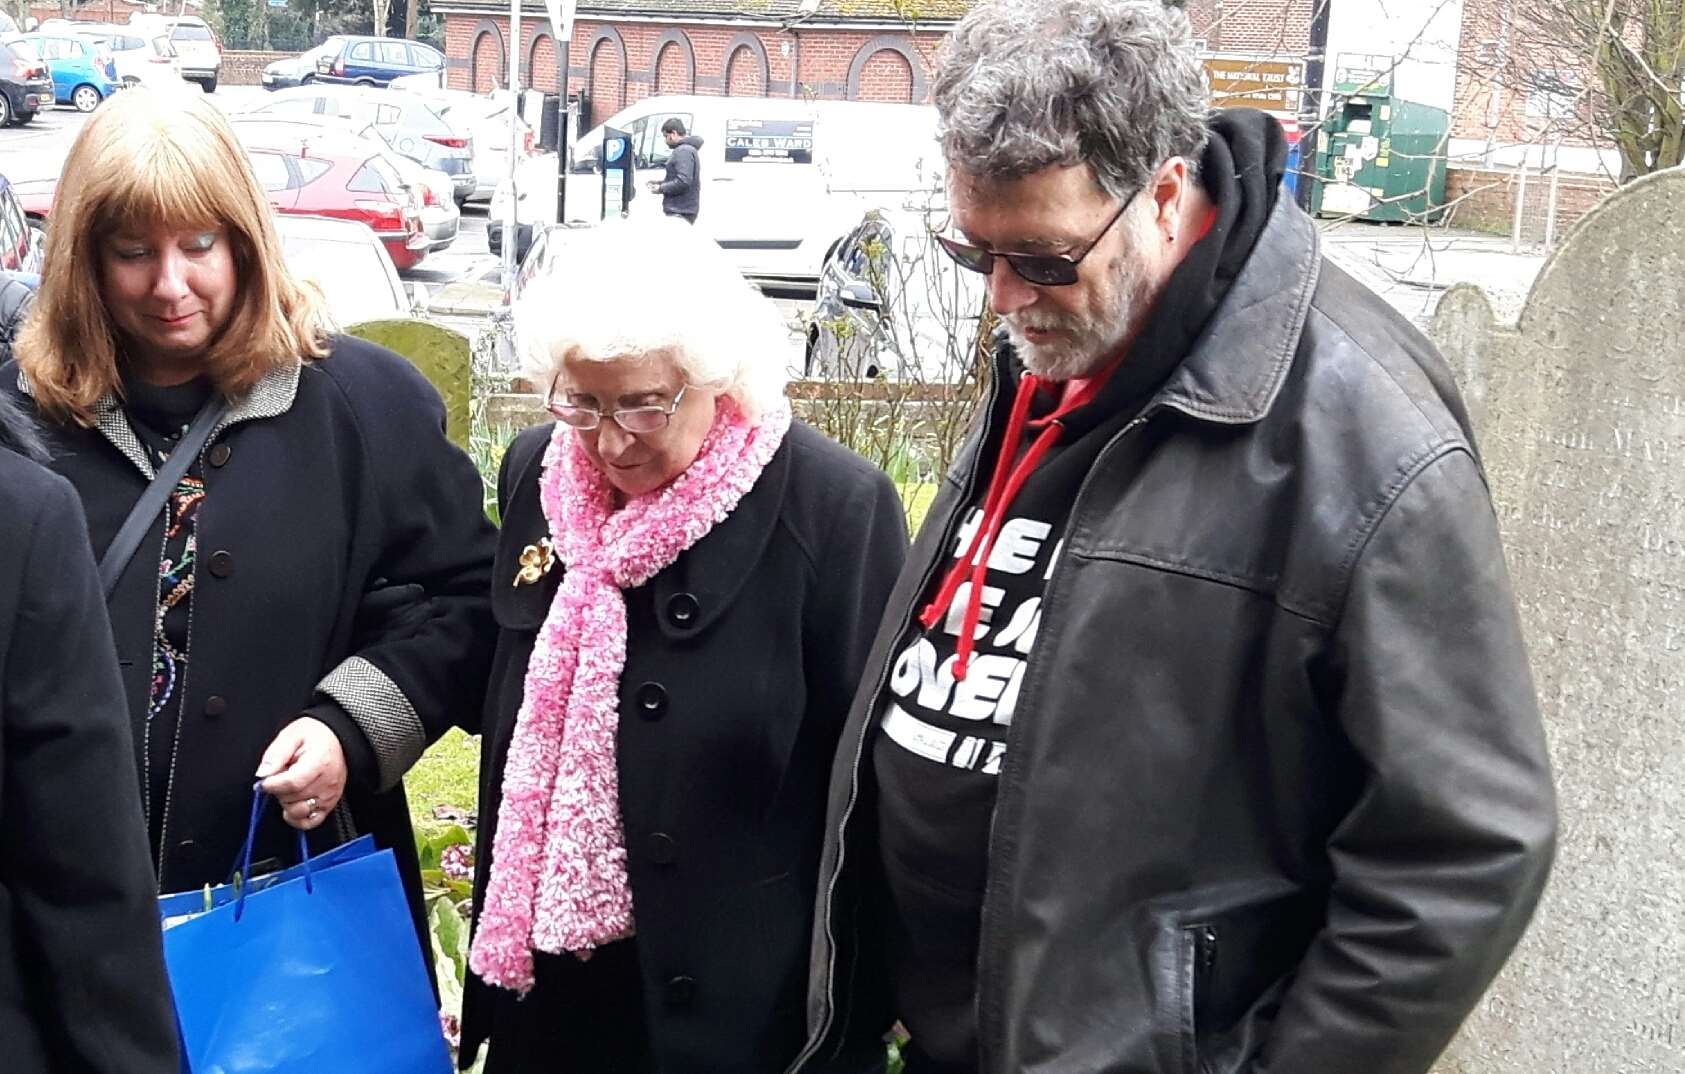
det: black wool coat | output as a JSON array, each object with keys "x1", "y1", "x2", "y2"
[
  {"x1": 0, "y1": 393, "x2": 179, "y2": 1073},
  {"x1": 1, "y1": 336, "x2": 497, "y2": 943},
  {"x1": 460, "y1": 419, "x2": 907, "y2": 1074}
]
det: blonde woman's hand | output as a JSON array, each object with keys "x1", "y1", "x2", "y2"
[{"x1": 256, "y1": 717, "x2": 348, "y2": 831}]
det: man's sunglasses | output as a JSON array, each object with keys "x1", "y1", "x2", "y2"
[{"x1": 935, "y1": 196, "x2": 1135, "y2": 287}]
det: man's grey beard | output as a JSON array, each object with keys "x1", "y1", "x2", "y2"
[{"x1": 1003, "y1": 252, "x2": 1152, "y2": 381}]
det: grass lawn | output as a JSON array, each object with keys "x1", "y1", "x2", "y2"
[
  {"x1": 405, "y1": 727, "x2": 481, "y2": 838},
  {"x1": 402, "y1": 482, "x2": 941, "y2": 834},
  {"x1": 899, "y1": 481, "x2": 938, "y2": 535}
]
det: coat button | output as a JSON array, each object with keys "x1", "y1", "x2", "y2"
[
  {"x1": 635, "y1": 682, "x2": 667, "y2": 720},
  {"x1": 646, "y1": 832, "x2": 677, "y2": 865},
  {"x1": 664, "y1": 975, "x2": 697, "y2": 1008},
  {"x1": 208, "y1": 551, "x2": 235, "y2": 578},
  {"x1": 208, "y1": 443, "x2": 232, "y2": 468},
  {"x1": 204, "y1": 695, "x2": 228, "y2": 718},
  {"x1": 666, "y1": 592, "x2": 699, "y2": 627}
]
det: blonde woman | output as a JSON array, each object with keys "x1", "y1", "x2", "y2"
[
  {"x1": 461, "y1": 216, "x2": 908, "y2": 1073},
  {"x1": 6, "y1": 89, "x2": 496, "y2": 953}
]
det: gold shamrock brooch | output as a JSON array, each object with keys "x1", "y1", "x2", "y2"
[{"x1": 513, "y1": 537, "x2": 555, "y2": 587}]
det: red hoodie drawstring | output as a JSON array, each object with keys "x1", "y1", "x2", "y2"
[
  {"x1": 920, "y1": 369, "x2": 1115, "y2": 679},
  {"x1": 918, "y1": 375, "x2": 1038, "y2": 648}
]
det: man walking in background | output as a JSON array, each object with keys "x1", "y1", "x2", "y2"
[{"x1": 649, "y1": 118, "x2": 702, "y2": 223}]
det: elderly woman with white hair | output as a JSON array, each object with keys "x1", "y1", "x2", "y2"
[{"x1": 461, "y1": 216, "x2": 908, "y2": 1074}]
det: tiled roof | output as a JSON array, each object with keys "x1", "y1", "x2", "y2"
[
  {"x1": 433, "y1": 0, "x2": 972, "y2": 23},
  {"x1": 813, "y1": 0, "x2": 973, "y2": 18},
  {"x1": 578, "y1": 0, "x2": 806, "y2": 16},
  {"x1": 558, "y1": 0, "x2": 970, "y2": 21}
]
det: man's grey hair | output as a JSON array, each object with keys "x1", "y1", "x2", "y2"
[{"x1": 934, "y1": 0, "x2": 1212, "y2": 198}]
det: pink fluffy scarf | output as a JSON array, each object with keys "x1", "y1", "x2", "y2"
[{"x1": 469, "y1": 395, "x2": 792, "y2": 994}]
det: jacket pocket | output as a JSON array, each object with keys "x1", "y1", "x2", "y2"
[{"x1": 1179, "y1": 923, "x2": 1218, "y2": 1074}]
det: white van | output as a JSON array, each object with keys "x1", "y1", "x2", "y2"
[{"x1": 491, "y1": 94, "x2": 942, "y2": 293}]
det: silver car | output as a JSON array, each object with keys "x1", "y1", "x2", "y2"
[
  {"x1": 807, "y1": 210, "x2": 985, "y2": 382},
  {"x1": 401, "y1": 86, "x2": 531, "y2": 203}
]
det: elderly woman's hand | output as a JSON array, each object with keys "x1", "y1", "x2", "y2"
[{"x1": 256, "y1": 717, "x2": 348, "y2": 831}]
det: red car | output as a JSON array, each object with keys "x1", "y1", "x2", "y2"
[
  {"x1": 12, "y1": 177, "x2": 53, "y2": 226},
  {"x1": 13, "y1": 133, "x2": 430, "y2": 274},
  {"x1": 237, "y1": 127, "x2": 429, "y2": 272}
]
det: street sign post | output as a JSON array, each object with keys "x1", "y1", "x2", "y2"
[{"x1": 542, "y1": 0, "x2": 577, "y2": 227}]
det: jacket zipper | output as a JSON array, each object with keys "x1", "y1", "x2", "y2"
[
  {"x1": 974, "y1": 406, "x2": 1155, "y2": 1073},
  {"x1": 785, "y1": 368, "x2": 1004, "y2": 1074}
]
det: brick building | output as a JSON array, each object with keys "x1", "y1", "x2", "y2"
[
  {"x1": 432, "y1": 0, "x2": 962, "y2": 128},
  {"x1": 1447, "y1": 0, "x2": 1618, "y2": 175},
  {"x1": 1183, "y1": 0, "x2": 1314, "y2": 54},
  {"x1": 25, "y1": 0, "x2": 199, "y2": 26},
  {"x1": 434, "y1": 0, "x2": 1316, "y2": 127}
]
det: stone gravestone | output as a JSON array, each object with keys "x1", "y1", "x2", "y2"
[
  {"x1": 1429, "y1": 167, "x2": 1685, "y2": 1073},
  {"x1": 346, "y1": 319, "x2": 473, "y2": 449}
]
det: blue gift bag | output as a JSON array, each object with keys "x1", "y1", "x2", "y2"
[{"x1": 160, "y1": 788, "x2": 451, "y2": 1074}]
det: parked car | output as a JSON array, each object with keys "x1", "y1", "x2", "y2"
[
  {"x1": 273, "y1": 213, "x2": 410, "y2": 325},
  {"x1": 806, "y1": 209, "x2": 984, "y2": 381},
  {"x1": 388, "y1": 67, "x2": 443, "y2": 94},
  {"x1": 231, "y1": 114, "x2": 458, "y2": 252},
  {"x1": 0, "y1": 175, "x2": 44, "y2": 275},
  {"x1": 234, "y1": 124, "x2": 429, "y2": 272},
  {"x1": 18, "y1": 31, "x2": 119, "y2": 112},
  {"x1": 71, "y1": 24, "x2": 182, "y2": 88},
  {"x1": 311, "y1": 35, "x2": 442, "y2": 88},
  {"x1": 243, "y1": 85, "x2": 475, "y2": 203},
  {"x1": 404, "y1": 87, "x2": 531, "y2": 203},
  {"x1": 0, "y1": 39, "x2": 53, "y2": 126},
  {"x1": 129, "y1": 14, "x2": 220, "y2": 91},
  {"x1": 11, "y1": 176, "x2": 52, "y2": 226},
  {"x1": 261, "y1": 37, "x2": 347, "y2": 90}
]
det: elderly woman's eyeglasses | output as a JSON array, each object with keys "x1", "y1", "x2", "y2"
[
  {"x1": 546, "y1": 379, "x2": 689, "y2": 433},
  {"x1": 935, "y1": 195, "x2": 1136, "y2": 287}
]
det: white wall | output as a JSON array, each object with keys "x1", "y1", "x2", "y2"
[
  {"x1": 1322, "y1": 0, "x2": 1466, "y2": 113},
  {"x1": 1446, "y1": 137, "x2": 1623, "y2": 178}
]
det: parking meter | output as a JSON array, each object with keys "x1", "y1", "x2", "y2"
[{"x1": 600, "y1": 126, "x2": 635, "y2": 220}]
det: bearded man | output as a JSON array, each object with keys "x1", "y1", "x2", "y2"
[{"x1": 788, "y1": 2, "x2": 1558, "y2": 1073}]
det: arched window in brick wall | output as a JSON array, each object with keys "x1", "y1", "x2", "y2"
[
  {"x1": 471, "y1": 28, "x2": 504, "y2": 94},
  {"x1": 529, "y1": 32, "x2": 560, "y2": 93},
  {"x1": 726, "y1": 45, "x2": 766, "y2": 97},
  {"x1": 856, "y1": 48, "x2": 914, "y2": 103},
  {"x1": 846, "y1": 36, "x2": 930, "y2": 103},
  {"x1": 655, "y1": 39, "x2": 694, "y2": 96},
  {"x1": 589, "y1": 35, "x2": 626, "y2": 118}
]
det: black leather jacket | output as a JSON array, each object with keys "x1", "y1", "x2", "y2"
[
  {"x1": 792, "y1": 193, "x2": 1557, "y2": 1074},
  {"x1": 0, "y1": 274, "x2": 33, "y2": 367}
]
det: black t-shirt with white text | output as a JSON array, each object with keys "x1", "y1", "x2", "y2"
[{"x1": 871, "y1": 376, "x2": 1147, "y2": 1072}]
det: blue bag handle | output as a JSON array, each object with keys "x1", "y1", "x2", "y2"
[{"x1": 231, "y1": 782, "x2": 316, "y2": 921}]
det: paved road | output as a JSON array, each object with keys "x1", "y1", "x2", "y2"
[{"x1": 0, "y1": 84, "x2": 495, "y2": 286}]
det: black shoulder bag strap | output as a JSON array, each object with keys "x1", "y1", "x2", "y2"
[{"x1": 98, "y1": 396, "x2": 229, "y2": 600}]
